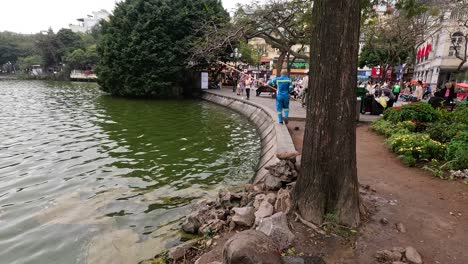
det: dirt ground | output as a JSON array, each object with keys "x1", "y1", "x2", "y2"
[{"x1": 286, "y1": 121, "x2": 468, "y2": 264}]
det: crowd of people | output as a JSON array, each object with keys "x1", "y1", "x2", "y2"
[{"x1": 360, "y1": 80, "x2": 458, "y2": 115}]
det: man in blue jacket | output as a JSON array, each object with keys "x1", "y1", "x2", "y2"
[{"x1": 268, "y1": 70, "x2": 293, "y2": 124}]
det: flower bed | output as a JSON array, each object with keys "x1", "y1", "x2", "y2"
[{"x1": 371, "y1": 103, "x2": 468, "y2": 178}]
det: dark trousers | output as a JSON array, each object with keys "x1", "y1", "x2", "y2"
[
  {"x1": 393, "y1": 92, "x2": 400, "y2": 102},
  {"x1": 246, "y1": 88, "x2": 251, "y2": 99}
]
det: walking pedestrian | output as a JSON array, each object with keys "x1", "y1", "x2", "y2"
[
  {"x1": 392, "y1": 82, "x2": 401, "y2": 102},
  {"x1": 245, "y1": 74, "x2": 252, "y2": 100},
  {"x1": 268, "y1": 70, "x2": 293, "y2": 124}
]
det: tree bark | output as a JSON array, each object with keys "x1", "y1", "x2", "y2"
[
  {"x1": 293, "y1": 0, "x2": 361, "y2": 227},
  {"x1": 276, "y1": 51, "x2": 287, "y2": 76}
]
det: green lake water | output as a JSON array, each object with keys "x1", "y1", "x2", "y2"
[{"x1": 0, "y1": 80, "x2": 260, "y2": 264}]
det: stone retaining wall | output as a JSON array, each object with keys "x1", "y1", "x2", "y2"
[{"x1": 201, "y1": 92, "x2": 296, "y2": 184}]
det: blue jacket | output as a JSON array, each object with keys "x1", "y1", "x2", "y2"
[{"x1": 268, "y1": 75, "x2": 293, "y2": 97}]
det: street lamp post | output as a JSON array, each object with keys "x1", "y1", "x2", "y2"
[{"x1": 230, "y1": 48, "x2": 242, "y2": 92}]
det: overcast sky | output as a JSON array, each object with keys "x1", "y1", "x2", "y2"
[{"x1": 0, "y1": 0, "x2": 252, "y2": 34}]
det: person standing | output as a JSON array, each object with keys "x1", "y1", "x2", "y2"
[
  {"x1": 237, "y1": 75, "x2": 245, "y2": 96},
  {"x1": 244, "y1": 74, "x2": 252, "y2": 100},
  {"x1": 412, "y1": 80, "x2": 424, "y2": 102},
  {"x1": 392, "y1": 82, "x2": 401, "y2": 102},
  {"x1": 268, "y1": 70, "x2": 293, "y2": 124}
]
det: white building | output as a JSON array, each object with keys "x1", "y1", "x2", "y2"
[
  {"x1": 414, "y1": 9, "x2": 468, "y2": 89},
  {"x1": 69, "y1": 9, "x2": 111, "y2": 33}
]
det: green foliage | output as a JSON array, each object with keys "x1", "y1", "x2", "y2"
[
  {"x1": 56, "y1": 29, "x2": 83, "y2": 59},
  {"x1": 238, "y1": 41, "x2": 262, "y2": 66},
  {"x1": 97, "y1": 0, "x2": 229, "y2": 98},
  {"x1": 0, "y1": 32, "x2": 39, "y2": 65},
  {"x1": 423, "y1": 159, "x2": 453, "y2": 179},
  {"x1": 371, "y1": 119, "x2": 410, "y2": 138},
  {"x1": 446, "y1": 132, "x2": 468, "y2": 170},
  {"x1": 322, "y1": 212, "x2": 358, "y2": 239},
  {"x1": 427, "y1": 122, "x2": 468, "y2": 143},
  {"x1": 18, "y1": 55, "x2": 42, "y2": 70},
  {"x1": 64, "y1": 45, "x2": 98, "y2": 70},
  {"x1": 386, "y1": 134, "x2": 446, "y2": 163},
  {"x1": 451, "y1": 105, "x2": 468, "y2": 125},
  {"x1": 384, "y1": 102, "x2": 439, "y2": 123}
]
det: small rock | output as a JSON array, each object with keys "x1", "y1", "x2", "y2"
[
  {"x1": 375, "y1": 249, "x2": 402, "y2": 262},
  {"x1": 275, "y1": 188, "x2": 292, "y2": 214},
  {"x1": 182, "y1": 213, "x2": 201, "y2": 234},
  {"x1": 380, "y1": 218, "x2": 389, "y2": 225},
  {"x1": 392, "y1": 247, "x2": 406, "y2": 254},
  {"x1": 253, "y1": 184, "x2": 265, "y2": 193},
  {"x1": 266, "y1": 192, "x2": 277, "y2": 204},
  {"x1": 169, "y1": 240, "x2": 198, "y2": 260},
  {"x1": 396, "y1": 223, "x2": 407, "y2": 233},
  {"x1": 291, "y1": 170, "x2": 298, "y2": 179},
  {"x1": 232, "y1": 207, "x2": 255, "y2": 227},
  {"x1": 276, "y1": 151, "x2": 300, "y2": 161},
  {"x1": 253, "y1": 194, "x2": 266, "y2": 209},
  {"x1": 199, "y1": 219, "x2": 225, "y2": 234},
  {"x1": 405, "y1": 246, "x2": 423, "y2": 264},
  {"x1": 223, "y1": 230, "x2": 282, "y2": 264},
  {"x1": 229, "y1": 220, "x2": 236, "y2": 231},
  {"x1": 282, "y1": 256, "x2": 326, "y2": 264},
  {"x1": 206, "y1": 239, "x2": 213, "y2": 247},
  {"x1": 295, "y1": 155, "x2": 301, "y2": 171},
  {"x1": 264, "y1": 175, "x2": 282, "y2": 191},
  {"x1": 255, "y1": 200, "x2": 274, "y2": 225},
  {"x1": 256, "y1": 212, "x2": 295, "y2": 250},
  {"x1": 213, "y1": 235, "x2": 220, "y2": 240}
]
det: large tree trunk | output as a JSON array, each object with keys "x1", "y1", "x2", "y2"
[{"x1": 293, "y1": 0, "x2": 361, "y2": 227}]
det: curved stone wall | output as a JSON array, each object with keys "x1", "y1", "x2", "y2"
[{"x1": 201, "y1": 92, "x2": 296, "y2": 184}]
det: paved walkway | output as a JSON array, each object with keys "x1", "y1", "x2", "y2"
[{"x1": 207, "y1": 87, "x2": 380, "y2": 122}]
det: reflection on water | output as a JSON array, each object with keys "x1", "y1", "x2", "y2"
[{"x1": 0, "y1": 80, "x2": 260, "y2": 264}]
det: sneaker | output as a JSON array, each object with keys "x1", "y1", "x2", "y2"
[
  {"x1": 279, "y1": 122, "x2": 284, "y2": 124},
  {"x1": 284, "y1": 117, "x2": 289, "y2": 125}
]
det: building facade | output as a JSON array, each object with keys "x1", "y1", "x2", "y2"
[
  {"x1": 414, "y1": 9, "x2": 468, "y2": 89},
  {"x1": 69, "y1": 10, "x2": 111, "y2": 33}
]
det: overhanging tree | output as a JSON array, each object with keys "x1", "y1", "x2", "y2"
[
  {"x1": 293, "y1": 0, "x2": 362, "y2": 227},
  {"x1": 235, "y1": 0, "x2": 312, "y2": 73},
  {"x1": 97, "y1": 0, "x2": 229, "y2": 98}
]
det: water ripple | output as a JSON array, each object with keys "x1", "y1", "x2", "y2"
[{"x1": 0, "y1": 80, "x2": 260, "y2": 264}]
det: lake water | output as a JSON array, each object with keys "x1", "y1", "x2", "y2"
[{"x1": 0, "y1": 81, "x2": 260, "y2": 264}]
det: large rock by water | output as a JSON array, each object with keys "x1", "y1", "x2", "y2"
[
  {"x1": 255, "y1": 200, "x2": 274, "y2": 225},
  {"x1": 256, "y1": 212, "x2": 295, "y2": 250},
  {"x1": 232, "y1": 207, "x2": 255, "y2": 227},
  {"x1": 275, "y1": 188, "x2": 292, "y2": 214},
  {"x1": 223, "y1": 230, "x2": 283, "y2": 264},
  {"x1": 182, "y1": 212, "x2": 202, "y2": 234},
  {"x1": 264, "y1": 175, "x2": 282, "y2": 191}
]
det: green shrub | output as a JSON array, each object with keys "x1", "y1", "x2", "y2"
[
  {"x1": 446, "y1": 132, "x2": 468, "y2": 170},
  {"x1": 384, "y1": 102, "x2": 439, "y2": 123},
  {"x1": 396, "y1": 120, "x2": 417, "y2": 132},
  {"x1": 427, "y1": 122, "x2": 468, "y2": 143},
  {"x1": 451, "y1": 105, "x2": 468, "y2": 125},
  {"x1": 371, "y1": 119, "x2": 410, "y2": 138},
  {"x1": 386, "y1": 134, "x2": 446, "y2": 163}
]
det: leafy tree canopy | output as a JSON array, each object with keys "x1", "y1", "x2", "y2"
[{"x1": 96, "y1": 0, "x2": 229, "y2": 98}]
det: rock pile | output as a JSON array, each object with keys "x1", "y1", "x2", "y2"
[
  {"x1": 375, "y1": 246, "x2": 423, "y2": 264},
  {"x1": 174, "y1": 157, "x2": 303, "y2": 262},
  {"x1": 181, "y1": 157, "x2": 299, "y2": 238}
]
